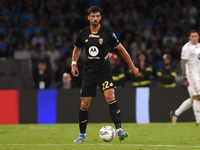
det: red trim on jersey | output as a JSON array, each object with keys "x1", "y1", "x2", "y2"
[{"x1": 90, "y1": 25, "x2": 101, "y2": 33}]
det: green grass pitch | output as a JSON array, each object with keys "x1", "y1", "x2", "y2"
[{"x1": 0, "y1": 123, "x2": 200, "y2": 150}]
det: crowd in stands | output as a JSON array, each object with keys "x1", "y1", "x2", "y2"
[{"x1": 0, "y1": 0, "x2": 200, "y2": 89}]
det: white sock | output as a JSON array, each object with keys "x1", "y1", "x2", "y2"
[
  {"x1": 193, "y1": 100, "x2": 200, "y2": 124},
  {"x1": 175, "y1": 98, "x2": 192, "y2": 116},
  {"x1": 116, "y1": 128, "x2": 123, "y2": 133}
]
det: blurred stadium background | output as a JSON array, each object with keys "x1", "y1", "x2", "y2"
[{"x1": 0, "y1": 0, "x2": 199, "y2": 124}]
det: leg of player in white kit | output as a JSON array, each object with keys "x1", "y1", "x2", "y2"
[
  {"x1": 170, "y1": 86, "x2": 193, "y2": 125},
  {"x1": 170, "y1": 98, "x2": 192, "y2": 125},
  {"x1": 189, "y1": 78, "x2": 200, "y2": 126},
  {"x1": 192, "y1": 99, "x2": 200, "y2": 126},
  {"x1": 175, "y1": 98, "x2": 193, "y2": 116}
]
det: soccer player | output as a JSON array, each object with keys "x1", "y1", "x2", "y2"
[
  {"x1": 71, "y1": 6, "x2": 139, "y2": 142},
  {"x1": 170, "y1": 30, "x2": 200, "y2": 126},
  {"x1": 170, "y1": 86, "x2": 193, "y2": 125}
]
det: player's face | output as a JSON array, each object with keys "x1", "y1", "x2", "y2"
[
  {"x1": 88, "y1": 12, "x2": 101, "y2": 27},
  {"x1": 189, "y1": 32, "x2": 199, "y2": 44}
]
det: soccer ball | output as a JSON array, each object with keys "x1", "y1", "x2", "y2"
[{"x1": 99, "y1": 126, "x2": 115, "y2": 142}]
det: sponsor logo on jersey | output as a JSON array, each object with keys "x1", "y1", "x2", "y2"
[
  {"x1": 85, "y1": 39, "x2": 88, "y2": 42},
  {"x1": 99, "y1": 38, "x2": 103, "y2": 45},
  {"x1": 89, "y1": 46, "x2": 99, "y2": 56},
  {"x1": 88, "y1": 46, "x2": 100, "y2": 59},
  {"x1": 89, "y1": 34, "x2": 100, "y2": 38}
]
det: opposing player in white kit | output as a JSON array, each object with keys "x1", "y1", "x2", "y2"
[
  {"x1": 170, "y1": 30, "x2": 200, "y2": 126},
  {"x1": 170, "y1": 86, "x2": 193, "y2": 125}
]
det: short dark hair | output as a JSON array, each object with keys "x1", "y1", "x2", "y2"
[
  {"x1": 38, "y1": 59, "x2": 46, "y2": 64},
  {"x1": 190, "y1": 29, "x2": 198, "y2": 35},
  {"x1": 88, "y1": 6, "x2": 101, "y2": 15}
]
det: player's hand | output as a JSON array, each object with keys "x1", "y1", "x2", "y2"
[
  {"x1": 130, "y1": 66, "x2": 139, "y2": 77},
  {"x1": 182, "y1": 81, "x2": 189, "y2": 88},
  {"x1": 182, "y1": 74, "x2": 188, "y2": 88},
  {"x1": 71, "y1": 65, "x2": 79, "y2": 77}
]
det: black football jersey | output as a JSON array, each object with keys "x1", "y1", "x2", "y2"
[{"x1": 75, "y1": 26, "x2": 120, "y2": 74}]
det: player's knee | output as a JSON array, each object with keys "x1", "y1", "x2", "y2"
[
  {"x1": 81, "y1": 99, "x2": 90, "y2": 109},
  {"x1": 104, "y1": 94, "x2": 115, "y2": 103}
]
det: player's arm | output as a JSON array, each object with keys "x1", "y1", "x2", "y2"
[
  {"x1": 116, "y1": 44, "x2": 139, "y2": 77},
  {"x1": 71, "y1": 47, "x2": 82, "y2": 77},
  {"x1": 181, "y1": 59, "x2": 188, "y2": 78}
]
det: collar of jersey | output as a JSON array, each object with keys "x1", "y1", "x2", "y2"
[{"x1": 90, "y1": 25, "x2": 101, "y2": 34}]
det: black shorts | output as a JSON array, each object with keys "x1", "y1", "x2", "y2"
[{"x1": 80, "y1": 71, "x2": 115, "y2": 97}]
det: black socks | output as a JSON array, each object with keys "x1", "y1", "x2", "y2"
[
  {"x1": 79, "y1": 107, "x2": 88, "y2": 134},
  {"x1": 108, "y1": 100, "x2": 122, "y2": 129}
]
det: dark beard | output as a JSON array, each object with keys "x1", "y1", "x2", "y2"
[{"x1": 91, "y1": 21, "x2": 99, "y2": 27}]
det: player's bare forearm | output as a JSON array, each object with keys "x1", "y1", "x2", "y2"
[
  {"x1": 116, "y1": 44, "x2": 139, "y2": 76},
  {"x1": 181, "y1": 59, "x2": 187, "y2": 76},
  {"x1": 71, "y1": 47, "x2": 82, "y2": 77},
  {"x1": 72, "y1": 47, "x2": 82, "y2": 62},
  {"x1": 117, "y1": 44, "x2": 134, "y2": 67}
]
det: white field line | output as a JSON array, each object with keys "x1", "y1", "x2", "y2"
[
  {"x1": 29, "y1": 127, "x2": 58, "y2": 129},
  {"x1": 0, "y1": 144, "x2": 199, "y2": 148}
]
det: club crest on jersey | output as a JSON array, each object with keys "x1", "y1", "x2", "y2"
[
  {"x1": 89, "y1": 46, "x2": 99, "y2": 57},
  {"x1": 99, "y1": 38, "x2": 103, "y2": 45}
]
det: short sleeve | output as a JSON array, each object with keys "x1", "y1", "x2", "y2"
[
  {"x1": 181, "y1": 45, "x2": 189, "y2": 60},
  {"x1": 74, "y1": 30, "x2": 84, "y2": 48},
  {"x1": 109, "y1": 32, "x2": 120, "y2": 49}
]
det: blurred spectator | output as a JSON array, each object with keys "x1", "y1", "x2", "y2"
[
  {"x1": 6, "y1": 26, "x2": 17, "y2": 45},
  {"x1": 182, "y1": 2, "x2": 198, "y2": 19},
  {"x1": 162, "y1": 28, "x2": 177, "y2": 45},
  {"x1": 31, "y1": 28, "x2": 47, "y2": 50},
  {"x1": 31, "y1": 43, "x2": 45, "y2": 68},
  {"x1": 110, "y1": 52, "x2": 125, "y2": 88},
  {"x1": 130, "y1": 51, "x2": 153, "y2": 87},
  {"x1": 54, "y1": 42, "x2": 73, "y2": 81},
  {"x1": 6, "y1": 44, "x2": 14, "y2": 59},
  {"x1": 157, "y1": 54, "x2": 177, "y2": 88},
  {"x1": 22, "y1": 19, "x2": 34, "y2": 36},
  {"x1": 0, "y1": 35, "x2": 7, "y2": 59},
  {"x1": 14, "y1": 43, "x2": 31, "y2": 60},
  {"x1": 146, "y1": 42, "x2": 161, "y2": 62},
  {"x1": 45, "y1": 42, "x2": 60, "y2": 79},
  {"x1": 21, "y1": 6, "x2": 36, "y2": 24},
  {"x1": 33, "y1": 59, "x2": 51, "y2": 89},
  {"x1": 48, "y1": 27, "x2": 62, "y2": 48},
  {"x1": 130, "y1": 34, "x2": 146, "y2": 63},
  {"x1": 57, "y1": 73, "x2": 76, "y2": 89},
  {"x1": 0, "y1": 0, "x2": 199, "y2": 87},
  {"x1": 65, "y1": 11, "x2": 80, "y2": 32},
  {"x1": 24, "y1": 34, "x2": 31, "y2": 50},
  {"x1": 0, "y1": 20, "x2": 8, "y2": 36}
]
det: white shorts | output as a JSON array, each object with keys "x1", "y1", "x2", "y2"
[
  {"x1": 187, "y1": 86, "x2": 194, "y2": 97},
  {"x1": 187, "y1": 82, "x2": 200, "y2": 97},
  {"x1": 186, "y1": 65, "x2": 200, "y2": 96}
]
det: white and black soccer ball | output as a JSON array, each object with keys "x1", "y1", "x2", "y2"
[{"x1": 99, "y1": 126, "x2": 115, "y2": 142}]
